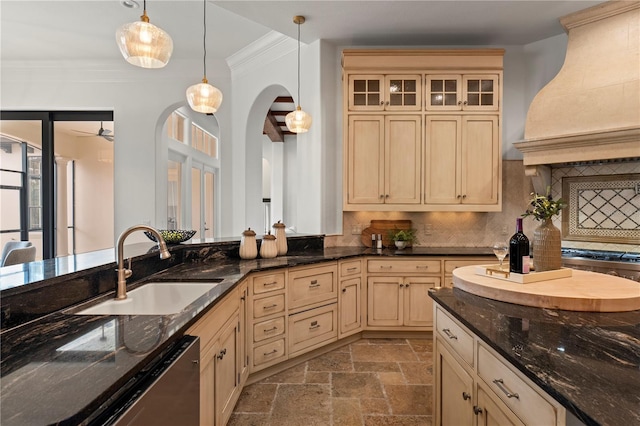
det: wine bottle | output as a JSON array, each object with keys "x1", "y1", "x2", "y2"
[{"x1": 509, "y1": 218, "x2": 530, "y2": 273}]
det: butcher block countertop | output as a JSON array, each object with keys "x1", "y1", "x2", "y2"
[{"x1": 453, "y1": 266, "x2": 640, "y2": 312}]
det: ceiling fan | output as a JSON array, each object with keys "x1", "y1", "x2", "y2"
[{"x1": 72, "y1": 121, "x2": 114, "y2": 142}]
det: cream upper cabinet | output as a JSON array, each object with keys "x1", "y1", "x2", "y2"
[
  {"x1": 346, "y1": 115, "x2": 421, "y2": 205},
  {"x1": 343, "y1": 49, "x2": 503, "y2": 212},
  {"x1": 424, "y1": 115, "x2": 500, "y2": 208},
  {"x1": 426, "y1": 74, "x2": 499, "y2": 111},
  {"x1": 348, "y1": 74, "x2": 422, "y2": 111}
]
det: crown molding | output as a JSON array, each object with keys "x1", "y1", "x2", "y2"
[{"x1": 226, "y1": 31, "x2": 296, "y2": 77}]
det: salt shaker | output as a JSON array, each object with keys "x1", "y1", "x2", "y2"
[
  {"x1": 239, "y1": 228, "x2": 257, "y2": 259},
  {"x1": 259, "y1": 232, "x2": 278, "y2": 259},
  {"x1": 272, "y1": 220, "x2": 288, "y2": 256}
]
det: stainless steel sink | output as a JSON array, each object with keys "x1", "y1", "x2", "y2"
[{"x1": 75, "y1": 281, "x2": 222, "y2": 316}]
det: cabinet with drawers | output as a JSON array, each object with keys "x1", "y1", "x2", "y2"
[
  {"x1": 367, "y1": 258, "x2": 440, "y2": 329},
  {"x1": 287, "y1": 262, "x2": 338, "y2": 357},
  {"x1": 249, "y1": 270, "x2": 287, "y2": 372},
  {"x1": 434, "y1": 304, "x2": 566, "y2": 426}
]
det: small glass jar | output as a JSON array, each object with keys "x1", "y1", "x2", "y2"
[
  {"x1": 272, "y1": 220, "x2": 288, "y2": 256},
  {"x1": 239, "y1": 228, "x2": 257, "y2": 260},
  {"x1": 259, "y1": 232, "x2": 278, "y2": 259}
]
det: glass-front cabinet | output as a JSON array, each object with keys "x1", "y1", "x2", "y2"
[
  {"x1": 348, "y1": 75, "x2": 421, "y2": 111},
  {"x1": 426, "y1": 74, "x2": 499, "y2": 111}
]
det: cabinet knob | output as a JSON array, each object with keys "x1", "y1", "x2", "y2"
[
  {"x1": 385, "y1": 194, "x2": 389, "y2": 198},
  {"x1": 462, "y1": 194, "x2": 467, "y2": 199},
  {"x1": 379, "y1": 194, "x2": 384, "y2": 199},
  {"x1": 457, "y1": 100, "x2": 462, "y2": 105},
  {"x1": 473, "y1": 406, "x2": 483, "y2": 415},
  {"x1": 342, "y1": 288, "x2": 347, "y2": 293},
  {"x1": 217, "y1": 348, "x2": 227, "y2": 360},
  {"x1": 456, "y1": 195, "x2": 462, "y2": 199},
  {"x1": 399, "y1": 284, "x2": 404, "y2": 288},
  {"x1": 380, "y1": 101, "x2": 384, "y2": 105},
  {"x1": 462, "y1": 392, "x2": 471, "y2": 400},
  {"x1": 385, "y1": 101, "x2": 390, "y2": 105},
  {"x1": 463, "y1": 100, "x2": 468, "y2": 105},
  {"x1": 405, "y1": 283, "x2": 410, "y2": 288}
]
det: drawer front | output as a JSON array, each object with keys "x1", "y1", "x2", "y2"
[
  {"x1": 339, "y1": 259, "x2": 362, "y2": 277},
  {"x1": 288, "y1": 304, "x2": 338, "y2": 356},
  {"x1": 477, "y1": 343, "x2": 558, "y2": 426},
  {"x1": 435, "y1": 307, "x2": 474, "y2": 366},
  {"x1": 289, "y1": 265, "x2": 338, "y2": 309},
  {"x1": 253, "y1": 338, "x2": 286, "y2": 368},
  {"x1": 252, "y1": 272, "x2": 286, "y2": 295},
  {"x1": 253, "y1": 316, "x2": 285, "y2": 343},
  {"x1": 444, "y1": 258, "x2": 493, "y2": 274},
  {"x1": 368, "y1": 259, "x2": 441, "y2": 274},
  {"x1": 253, "y1": 294, "x2": 286, "y2": 318}
]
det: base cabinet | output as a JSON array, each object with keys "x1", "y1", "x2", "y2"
[
  {"x1": 187, "y1": 287, "x2": 243, "y2": 426},
  {"x1": 434, "y1": 304, "x2": 566, "y2": 426},
  {"x1": 338, "y1": 259, "x2": 363, "y2": 338}
]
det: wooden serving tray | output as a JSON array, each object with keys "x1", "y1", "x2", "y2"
[
  {"x1": 476, "y1": 265, "x2": 572, "y2": 284},
  {"x1": 453, "y1": 265, "x2": 640, "y2": 312}
]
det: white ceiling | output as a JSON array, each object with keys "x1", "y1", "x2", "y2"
[{"x1": 1, "y1": 0, "x2": 604, "y2": 63}]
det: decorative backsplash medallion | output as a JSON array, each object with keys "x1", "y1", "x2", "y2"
[{"x1": 562, "y1": 174, "x2": 640, "y2": 244}]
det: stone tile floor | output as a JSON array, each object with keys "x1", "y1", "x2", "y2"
[{"x1": 229, "y1": 338, "x2": 433, "y2": 426}]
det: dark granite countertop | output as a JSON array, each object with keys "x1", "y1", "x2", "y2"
[
  {"x1": 429, "y1": 287, "x2": 640, "y2": 426},
  {"x1": 0, "y1": 243, "x2": 503, "y2": 425}
]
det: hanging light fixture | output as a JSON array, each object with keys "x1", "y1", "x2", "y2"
[
  {"x1": 186, "y1": 0, "x2": 223, "y2": 114},
  {"x1": 115, "y1": 0, "x2": 173, "y2": 69},
  {"x1": 285, "y1": 15, "x2": 312, "y2": 134}
]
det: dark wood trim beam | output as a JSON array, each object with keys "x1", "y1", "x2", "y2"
[
  {"x1": 274, "y1": 96, "x2": 294, "y2": 103},
  {"x1": 263, "y1": 111, "x2": 284, "y2": 142}
]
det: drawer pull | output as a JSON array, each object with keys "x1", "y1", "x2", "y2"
[
  {"x1": 416, "y1": 265, "x2": 429, "y2": 269},
  {"x1": 309, "y1": 280, "x2": 320, "y2": 287},
  {"x1": 264, "y1": 304, "x2": 278, "y2": 309},
  {"x1": 264, "y1": 349, "x2": 278, "y2": 356},
  {"x1": 346, "y1": 267, "x2": 357, "y2": 271},
  {"x1": 473, "y1": 406, "x2": 483, "y2": 415},
  {"x1": 309, "y1": 320, "x2": 320, "y2": 330},
  {"x1": 264, "y1": 326, "x2": 278, "y2": 333},
  {"x1": 492, "y1": 379, "x2": 520, "y2": 399},
  {"x1": 442, "y1": 328, "x2": 458, "y2": 340},
  {"x1": 462, "y1": 392, "x2": 471, "y2": 401},
  {"x1": 379, "y1": 265, "x2": 392, "y2": 270},
  {"x1": 263, "y1": 281, "x2": 278, "y2": 286}
]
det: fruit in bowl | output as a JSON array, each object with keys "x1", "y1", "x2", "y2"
[{"x1": 144, "y1": 229, "x2": 196, "y2": 244}]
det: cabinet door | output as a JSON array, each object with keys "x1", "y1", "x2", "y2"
[
  {"x1": 436, "y1": 342, "x2": 474, "y2": 426},
  {"x1": 339, "y1": 277, "x2": 361, "y2": 338},
  {"x1": 367, "y1": 276, "x2": 403, "y2": 326},
  {"x1": 475, "y1": 382, "x2": 525, "y2": 426},
  {"x1": 215, "y1": 313, "x2": 240, "y2": 426},
  {"x1": 460, "y1": 116, "x2": 499, "y2": 205},
  {"x1": 462, "y1": 75, "x2": 499, "y2": 111},
  {"x1": 403, "y1": 276, "x2": 439, "y2": 326},
  {"x1": 426, "y1": 75, "x2": 462, "y2": 110},
  {"x1": 424, "y1": 116, "x2": 461, "y2": 204},
  {"x1": 385, "y1": 116, "x2": 422, "y2": 204},
  {"x1": 348, "y1": 75, "x2": 384, "y2": 110},
  {"x1": 385, "y1": 75, "x2": 422, "y2": 110},
  {"x1": 347, "y1": 115, "x2": 385, "y2": 204}
]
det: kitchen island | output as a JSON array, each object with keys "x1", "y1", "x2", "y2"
[{"x1": 429, "y1": 286, "x2": 640, "y2": 426}]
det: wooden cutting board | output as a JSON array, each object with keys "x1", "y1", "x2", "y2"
[
  {"x1": 361, "y1": 220, "x2": 412, "y2": 248},
  {"x1": 453, "y1": 266, "x2": 640, "y2": 312}
]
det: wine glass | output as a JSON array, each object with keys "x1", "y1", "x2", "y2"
[{"x1": 492, "y1": 242, "x2": 509, "y2": 270}]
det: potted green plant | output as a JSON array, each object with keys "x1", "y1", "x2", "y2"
[
  {"x1": 522, "y1": 187, "x2": 566, "y2": 272},
  {"x1": 388, "y1": 228, "x2": 418, "y2": 250}
]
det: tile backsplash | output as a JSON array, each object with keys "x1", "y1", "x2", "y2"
[{"x1": 326, "y1": 160, "x2": 640, "y2": 253}]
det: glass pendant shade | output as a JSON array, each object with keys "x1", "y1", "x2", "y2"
[
  {"x1": 186, "y1": 78, "x2": 223, "y2": 114},
  {"x1": 285, "y1": 106, "x2": 312, "y2": 133},
  {"x1": 116, "y1": 13, "x2": 173, "y2": 69}
]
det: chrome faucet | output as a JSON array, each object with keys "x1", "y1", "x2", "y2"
[{"x1": 116, "y1": 225, "x2": 171, "y2": 300}]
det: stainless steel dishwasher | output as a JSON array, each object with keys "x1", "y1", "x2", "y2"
[{"x1": 91, "y1": 335, "x2": 200, "y2": 426}]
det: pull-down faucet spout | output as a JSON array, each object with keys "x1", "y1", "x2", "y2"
[{"x1": 116, "y1": 225, "x2": 171, "y2": 300}]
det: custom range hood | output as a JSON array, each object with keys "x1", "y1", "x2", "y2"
[{"x1": 514, "y1": 0, "x2": 639, "y2": 185}]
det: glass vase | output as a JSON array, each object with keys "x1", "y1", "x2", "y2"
[{"x1": 533, "y1": 218, "x2": 562, "y2": 272}]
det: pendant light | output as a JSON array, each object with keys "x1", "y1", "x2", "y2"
[
  {"x1": 186, "y1": 0, "x2": 223, "y2": 114},
  {"x1": 285, "y1": 16, "x2": 312, "y2": 134},
  {"x1": 115, "y1": 0, "x2": 173, "y2": 69}
]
